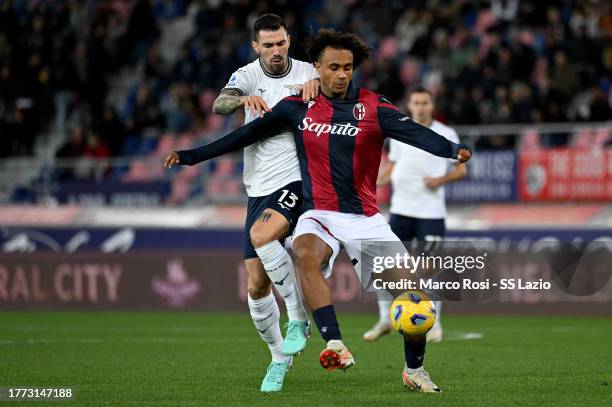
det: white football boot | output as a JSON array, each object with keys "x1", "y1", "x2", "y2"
[
  {"x1": 362, "y1": 321, "x2": 392, "y2": 341},
  {"x1": 402, "y1": 365, "x2": 441, "y2": 393}
]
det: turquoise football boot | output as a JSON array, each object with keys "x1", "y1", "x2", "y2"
[
  {"x1": 260, "y1": 357, "x2": 292, "y2": 392},
  {"x1": 281, "y1": 320, "x2": 310, "y2": 356}
]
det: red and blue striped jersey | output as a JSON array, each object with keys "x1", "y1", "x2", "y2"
[{"x1": 179, "y1": 83, "x2": 467, "y2": 216}]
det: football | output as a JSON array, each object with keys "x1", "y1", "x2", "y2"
[{"x1": 389, "y1": 291, "x2": 436, "y2": 336}]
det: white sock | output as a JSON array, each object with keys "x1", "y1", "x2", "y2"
[
  {"x1": 433, "y1": 301, "x2": 442, "y2": 329},
  {"x1": 376, "y1": 291, "x2": 392, "y2": 325},
  {"x1": 327, "y1": 339, "x2": 345, "y2": 348},
  {"x1": 255, "y1": 241, "x2": 307, "y2": 322},
  {"x1": 247, "y1": 292, "x2": 286, "y2": 362}
]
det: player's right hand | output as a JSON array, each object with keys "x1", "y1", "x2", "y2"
[
  {"x1": 240, "y1": 95, "x2": 270, "y2": 118},
  {"x1": 164, "y1": 151, "x2": 180, "y2": 168},
  {"x1": 300, "y1": 79, "x2": 321, "y2": 102},
  {"x1": 456, "y1": 144, "x2": 472, "y2": 163},
  {"x1": 457, "y1": 148, "x2": 471, "y2": 163}
]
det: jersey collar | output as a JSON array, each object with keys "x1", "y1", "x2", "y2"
[
  {"x1": 345, "y1": 82, "x2": 359, "y2": 99},
  {"x1": 259, "y1": 57, "x2": 292, "y2": 78},
  {"x1": 322, "y1": 81, "x2": 359, "y2": 102}
]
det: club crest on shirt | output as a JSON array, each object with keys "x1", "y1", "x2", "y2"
[
  {"x1": 353, "y1": 103, "x2": 366, "y2": 120},
  {"x1": 284, "y1": 84, "x2": 301, "y2": 96}
]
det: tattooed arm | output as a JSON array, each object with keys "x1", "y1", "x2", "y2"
[
  {"x1": 212, "y1": 89, "x2": 243, "y2": 115},
  {"x1": 212, "y1": 89, "x2": 271, "y2": 117}
]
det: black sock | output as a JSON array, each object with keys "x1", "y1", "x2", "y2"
[
  {"x1": 404, "y1": 336, "x2": 426, "y2": 369},
  {"x1": 312, "y1": 304, "x2": 342, "y2": 342}
]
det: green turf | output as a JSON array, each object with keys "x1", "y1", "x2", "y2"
[{"x1": 0, "y1": 312, "x2": 610, "y2": 406}]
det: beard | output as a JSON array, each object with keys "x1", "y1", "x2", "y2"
[{"x1": 265, "y1": 57, "x2": 287, "y2": 74}]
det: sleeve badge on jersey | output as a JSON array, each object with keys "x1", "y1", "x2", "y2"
[
  {"x1": 353, "y1": 103, "x2": 366, "y2": 120},
  {"x1": 227, "y1": 73, "x2": 237, "y2": 87}
]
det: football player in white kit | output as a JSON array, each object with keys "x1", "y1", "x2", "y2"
[
  {"x1": 210, "y1": 14, "x2": 319, "y2": 392},
  {"x1": 363, "y1": 86, "x2": 467, "y2": 343}
]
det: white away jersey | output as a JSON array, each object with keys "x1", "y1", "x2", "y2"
[
  {"x1": 223, "y1": 58, "x2": 318, "y2": 197},
  {"x1": 388, "y1": 120, "x2": 459, "y2": 219}
]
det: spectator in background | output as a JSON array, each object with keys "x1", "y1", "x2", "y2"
[
  {"x1": 55, "y1": 124, "x2": 87, "y2": 180},
  {"x1": 125, "y1": 82, "x2": 164, "y2": 137},
  {"x1": 143, "y1": 43, "x2": 166, "y2": 83},
  {"x1": 1, "y1": 0, "x2": 611, "y2": 160},
  {"x1": 86, "y1": 20, "x2": 112, "y2": 121},
  {"x1": 551, "y1": 51, "x2": 577, "y2": 103},
  {"x1": 95, "y1": 107, "x2": 126, "y2": 156},
  {"x1": 119, "y1": 0, "x2": 160, "y2": 66},
  {"x1": 84, "y1": 131, "x2": 110, "y2": 159},
  {"x1": 589, "y1": 88, "x2": 612, "y2": 121},
  {"x1": 162, "y1": 82, "x2": 195, "y2": 133}
]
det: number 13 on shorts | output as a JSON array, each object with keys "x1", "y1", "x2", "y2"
[{"x1": 278, "y1": 189, "x2": 299, "y2": 210}]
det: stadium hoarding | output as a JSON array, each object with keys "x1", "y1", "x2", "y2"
[
  {"x1": 36, "y1": 180, "x2": 171, "y2": 206},
  {"x1": 519, "y1": 148, "x2": 612, "y2": 201},
  {"x1": 3, "y1": 227, "x2": 611, "y2": 253},
  {"x1": 1, "y1": 241, "x2": 610, "y2": 312},
  {"x1": 0, "y1": 252, "x2": 236, "y2": 310},
  {"x1": 445, "y1": 151, "x2": 518, "y2": 202},
  {"x1": 2, "y1": 226, "x2": 610, "y2": 311},
  {"x1": 0, "y1": 252, "x2": 376, "y2": 311}
]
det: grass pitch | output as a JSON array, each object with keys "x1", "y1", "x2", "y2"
[{"x1": 1, "y1": 312, "x2": 611, "y2": 406}]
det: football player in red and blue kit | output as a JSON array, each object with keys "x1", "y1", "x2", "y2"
[{"x1": 165, "y1": 28, "x2": 471, "y2": 392}]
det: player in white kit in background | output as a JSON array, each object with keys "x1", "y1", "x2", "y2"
[
  {"x1": 363, "y1": 86, "x2": 468, "y2": 343},
  {"x1": 211, "y1": 14, "x2": 319, "y2": 392}
]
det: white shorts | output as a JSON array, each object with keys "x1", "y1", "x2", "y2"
[{"x1": 292, "y1": 210, "x2": 408, "y2": 287}]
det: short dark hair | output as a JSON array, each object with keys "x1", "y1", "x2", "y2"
[
  {"x1": 253, "y1": 14, "x2": 288, "y2": 41},
  {"x1": 305, "y1": 28, "x2": 371, "y2": 68},
  {"x1": 408, "y1": 86, "x2": 433, "y2": 100}
]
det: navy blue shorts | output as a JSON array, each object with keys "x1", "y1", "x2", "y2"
[
  {"x1": 243, "y1": 181, "x2": 303, "y2": 260},
  {"x1": 388, "y1": 213, "x2": 446, "y2": 242}
]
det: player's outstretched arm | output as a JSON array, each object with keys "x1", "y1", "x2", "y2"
[
  {"x1": 164, "y1": 100, "x2": 293, "y2": 167},
  {"x1": 377, "y1": 99, "x2": 471, "y2": 163},
  {"x1": 212, "y1": 89, "x2": 271, "y2": 118}
]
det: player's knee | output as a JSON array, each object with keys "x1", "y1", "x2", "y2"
[
  {"x1": 294, "y1": 245, "x2": 321, "y2": 274},
  {"x1": 249, "y1": 225, "x2": 274, "y2": 249}
]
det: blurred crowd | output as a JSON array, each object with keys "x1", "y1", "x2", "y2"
[{"x1": 0, "y1": 0, "x2": 610, "y2": 160}]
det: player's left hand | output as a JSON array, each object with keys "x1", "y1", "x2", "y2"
[
  {"x1": 424, "y1": 177, "x2": 444, "y2": 191},
  {"x1": 298, "y1": 79, "x2": 321, "y2": 102},
  {"x1": 164, "y1": 151, "x2": 180, "y2": 168},
  {"x1": 457, "y1": 147, "x2": 471, "y2": 163}
]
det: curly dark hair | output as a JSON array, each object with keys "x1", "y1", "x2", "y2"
[{"x1": 305, "y1": 28, "x2": 371, "y2": 68}]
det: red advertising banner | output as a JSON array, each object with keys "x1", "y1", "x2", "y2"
[
  {"x1": 519, "y1": 148, "x2": 612, "y2": 201},
  {"x1": 1, "y1": 249, "x2": 611, "y2": 314},
  {"x1": 0, "y1": 252, "x2": 376, "y2": 311}
]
